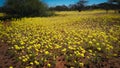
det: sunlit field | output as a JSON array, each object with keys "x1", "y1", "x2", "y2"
[
  {"x1": 0, "y1": 13, "x2": 4, "y2": 17},
  {"x1": 0, "y1": 10, "x2": 120, "y2": 68}
]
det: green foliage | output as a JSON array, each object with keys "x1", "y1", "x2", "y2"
[
  {"x1": 108, "y1": 0, "x2": 120, "y2": 9},
  {"x1": 74, "y1": 0, "x2": 88, "y2": 11},
  {"x1": 3, "y1": 0, "x2": 50, "y2": 17}
]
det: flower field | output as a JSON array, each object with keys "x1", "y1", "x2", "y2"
[
  {"x1": 0, "y1": 13, "x2": 4, "y2": 17},
  {"x1": 0, "y1": 10, "x2": 120, "y2": 68}
]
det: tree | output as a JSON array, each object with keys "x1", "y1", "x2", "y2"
[
  {"x1": 3, "y1": 0, "x2": 49, "y2": 17},
  {"x1": 75, "y1": 0, "x2": 88, "y2": 12},
  {"x1": 68, "y1": 4, "x2": 77, "y2": 11},
  {"x1": 98, "y1": 2, "x2": 111, "y2": 13},
  {"x1": 49, "y1": 5, "x2": 69, "y2": 11},
  {"x1": 108, "y1": 0, "x2": 120, "y2": 13},
  {"x1": 109, "y1": 0, "x2": 120, "y2": 4}
]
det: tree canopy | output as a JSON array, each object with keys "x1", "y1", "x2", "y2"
[{"x1": 3, "y1": 0, "x2": 49, "y2": 17}]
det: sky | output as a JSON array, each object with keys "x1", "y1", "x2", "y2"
[
  {"x1": 0, "y1": 0, "x2": 5, "y2": 6},
  {"x1": 0, "y1": 0, "x2": 107, "y2": 7},
  {"x1": 42, "y1": 0, "x2": 107, "y2": 7}
]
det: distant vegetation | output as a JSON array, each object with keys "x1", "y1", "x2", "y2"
[
  {"x1": 50, "y1": 0, "x2": 120, "y2": 13},
  {"x1": 0, "y1": 0, "x2": 53, "y2": 20}
]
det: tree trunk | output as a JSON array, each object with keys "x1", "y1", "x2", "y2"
[
  {"x1": 106, "y1": 10, "x2": 108, "y2": 14},
  {"x1": 118, "y1": 10, "x2": 120, "y2": 13},
  {"x1": 114, "y1": 9, "x2": 119, "y2": 13}
]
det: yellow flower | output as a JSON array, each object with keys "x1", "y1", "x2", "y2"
[
  {"x1": 62, "y1": 48, "x2": 66, "y2": 52},
  {"x1": 55, "y1": 44, "x2": 61, "y2": 49},
  {"x1": 88, "y1": 50, "x2": 92, "y2": 53},
  {"x1": 97, "y1": 47, "x2": 101, "y2": 51},
  {"x1": 9, "y1": 66, "x2": 13, "y2": 68},
  {"x1": 45, "y1": 51, "x2": 49, "y2": 55},
  {"x1": 25, "y1": 66, "x2": 32, "y2": 68},
  {"x1": 96, "y1": 43, "x2": 100, "y2": 46},
  {"x1": 30, "y1": 62, "x2": 34, "y2": 65},
  {"x1": 20, "y1": 41, "x2": 25, "y2": 45},
  {"x1": 14, "y1": 45, "x2": 20, "y2": 50},
  {"x1": 80, "y1": 53, "x2": 84, "y2": 57},
  {"x1": 22, "y1": 58, "x2": 28, "y2": 62},
  {"x1": 82, "y1": 49, "x2": 86, "y2": 53},
  {"x1": 87, "y1": 56, "x2": 90, "y2": 59},
  {"x1": 92, "y1": 39, "x2": 96, "y2": 42},
  {"x1": 35, "y1": 49, "x2": 39, "y2": 52},
  {"x1": 47, "y1": 63, "x2": 51, "y2": 67},
  {"x1": 88, "y1": 35, "x2": 92, "y2": 38},
  {"x1": 79, "y1": 62, "x2": 84, "y2": 67},
  {"x1": 109, "y1": 46, "x2": 113, "y2": 49},
  {"x1": 68, "y1": 46, "x2": 75, "y2": 50},
  {"x1": 113, "y1": 54, "x2": 117, "y2": 56},
  {"x1": 21, "y1": 46, "x2": 25, "y2": 49},
  {"x1": 74, "y1": 60, "x2": 77, "y2": 63},
  {"x1": 34, "y1": 60, "x2": 39, "y2": 65},
  {"x1": 18, "y1": 57, "x2": 22, "y2": 60},
  {"x1": 89, "y1": 41, "x2": 92, "y2": 44}
]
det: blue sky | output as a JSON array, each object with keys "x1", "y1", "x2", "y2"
[
  {"x1": 0, "y1": 0, "x2": 5, "y2": 6},
  {"x1": 42, "y1": 0, "x2": 107, "y2": 6},
  {"x1": 0, "y1": 0, "x2": 107, "y2": 7}
]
